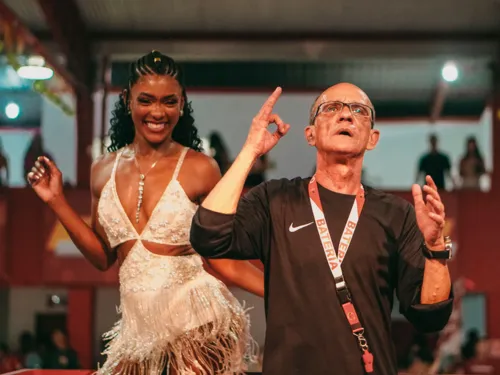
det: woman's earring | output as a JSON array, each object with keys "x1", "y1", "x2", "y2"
[{"x1": 180, "y1": 110, "x2": 184, "y2": 116}]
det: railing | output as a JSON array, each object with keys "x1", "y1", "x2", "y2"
[{"x1": 3, "y1": 371, "x2": 494, "y2": 375}]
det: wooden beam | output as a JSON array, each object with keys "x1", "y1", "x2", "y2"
[
  {"x1": 37, "y1": 30, "x2": 499, "y2": 43},
  {"x1": 37, "y1": 0, "x2": 92, "y2": 88},
  {"x1": 0, "y1": 0, "x2": 80, "y2": 90},
  {"x1": 37, "y1": 0, "x2": 94, "y2": 188},
  {"x1": 490, "y1": 44, "x2": 500, "y2": 191},
  {"x1": 430, "y1": 81, "x2": 449, "y2": 123},
  {"x1": 99, "y1": 55, "x2": 111, "y2": 154}
]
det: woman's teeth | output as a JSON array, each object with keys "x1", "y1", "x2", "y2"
[{"x1": 145, "y1": 122, "x2": 165, "y2": 130}]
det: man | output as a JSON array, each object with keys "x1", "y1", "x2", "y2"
[
  {"x1": 190, "y1": 83, "x2": 453, "y2": 375},
  {"x1": 416, "y1": 134, "x2": 453, "y2": 190}
]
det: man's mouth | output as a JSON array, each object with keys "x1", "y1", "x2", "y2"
[{"x1": 335, "y1": 128, "x2": 353, "y2": 137}]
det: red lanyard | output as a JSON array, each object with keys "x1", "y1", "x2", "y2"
[{"x1": 308, "y1": 175, "x2": 374, "y2": 373}]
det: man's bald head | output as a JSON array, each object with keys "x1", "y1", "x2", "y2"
[
  {"x1": 309, "y1": 82, "x2": 375, "y2": 124},
  {"x1": 305, "y1": 82, "x2": 380, "y2": 157}
]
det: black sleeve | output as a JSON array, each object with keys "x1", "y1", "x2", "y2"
[
  {"x1": 396, "y1": 203, "x2": 453, "y2": 333},
  {"x1": 69, "y1": 350, "x2": 80, "y2": 369},
  {"x1": 444, "y1": 155, "x2": 451, "y2": 171},
  {"x1": 190, "y1": 183, "x2": 271, "y2": 262}
]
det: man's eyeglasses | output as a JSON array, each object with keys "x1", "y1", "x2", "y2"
[{"x1": 311, "y1": 101, "x2": 374, "y2": 126}]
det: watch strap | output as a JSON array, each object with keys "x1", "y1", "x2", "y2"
[{"x1": 421, "y1": 236, "x2": 452, "y2": 260}]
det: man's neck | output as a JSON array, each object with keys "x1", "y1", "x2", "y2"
[{"x1": 314, "y1": 153, "x2": 363, "y2": 195}]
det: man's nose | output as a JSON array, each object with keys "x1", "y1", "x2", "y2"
[{"x1": 338, "y1": 105, "x2": 353, "y2": 122}]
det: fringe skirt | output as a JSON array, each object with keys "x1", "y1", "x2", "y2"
[{"x1": 96, "y1": 254, "x2": 258, "y2": 375}]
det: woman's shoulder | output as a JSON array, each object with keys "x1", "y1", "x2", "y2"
[
  {"x1": 90, "y1": 147, "x2": 128, "y2": 196},
  {"x1": 184, "y1": 147, "x2": 220, "y2": 176},
  {"x1": 92, "y1": 149, "x2": 122, "y2": 173}
]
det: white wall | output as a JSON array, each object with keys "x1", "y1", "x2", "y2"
[
  {"x1": 0, "y1": 94, "x2": 76, "y2": 187},
  {"x1": 461, "y1": 293, "x2": 487, "y2": 338},
  {"x1": 363, "y1": 110, "x2": 492, "y2": 190},
  {"x1": 93, "y1": 287, "x2": 120, "y2": 355},
  {"x1": 7, "y1": 287, "x2": 68, "y2": 348},
  {"x1": 0, "y1": 91, "x2": 492, "y2": 190},
  {"x1": 40, "y1": 94, "x2": 77, "y2": 186},
  {"x1": 99, "y1": 92, "x2": 492, "y2": 190},
  {"x1": 0, "y1": 130, "x2": 35, "y2": 187}
]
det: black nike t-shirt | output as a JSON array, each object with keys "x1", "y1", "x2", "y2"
[{"x1": 190, "y1": 177, "x2": 453, "y2": 375}]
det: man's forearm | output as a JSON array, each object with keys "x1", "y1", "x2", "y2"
[
  {"x1": 421, "y1": 256, "x2": 451, "y2": 304},
  {"x1": 202, "y1": 147, "x2": 258, "y2": 214}
]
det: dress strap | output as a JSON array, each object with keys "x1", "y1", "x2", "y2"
[
  {"x1": 111, "y1": 148, "x2": 125, "y2": 182},
  {"x1": 172, "y1": 147, "x2": 189, "y2": 180}
]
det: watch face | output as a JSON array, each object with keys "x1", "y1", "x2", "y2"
[{"x1": 444, "y1": 236, "x2": 453, "y2": 249}]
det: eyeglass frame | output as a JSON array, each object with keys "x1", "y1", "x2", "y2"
[{"x1": 310, "y1": 101, "x2": 375, "y2": 128}]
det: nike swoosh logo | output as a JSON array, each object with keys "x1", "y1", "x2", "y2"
[{"x1": 289, "y1": 222, "x2": 314, "y2": 232}]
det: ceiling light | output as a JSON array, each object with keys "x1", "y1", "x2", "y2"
[
  {"x1": 5, "y1": 102, "x2": 20, "y2": 119},
  {"x1": 17, "y1": 55, "x2": 54, "y2": 80}
]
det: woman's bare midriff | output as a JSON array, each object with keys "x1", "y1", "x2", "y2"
[{"x1": 117, "y1": 240, "x2": 197, "y2": 266}]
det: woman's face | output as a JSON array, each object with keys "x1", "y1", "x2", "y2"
[
  {"x1": 467, "y1": 139, "x2": 477, "y2": 153},
  {"x1": 127, "y1": 74, "x2": 184, "y2": 146}
]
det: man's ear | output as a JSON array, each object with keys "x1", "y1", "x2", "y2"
[
  {"x1": 304, "y1": 125, "x2": 316, "y2": 147},
  {"x1": 366, "y1": 128, "x2": 380, "y2": 151}
]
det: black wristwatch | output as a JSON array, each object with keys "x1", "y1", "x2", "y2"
[{"x1": 421, "y1": 236, "x2": 453, "y2": 260}]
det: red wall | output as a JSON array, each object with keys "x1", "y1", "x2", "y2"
[
  {"x1": 457, "y1": 192, "x2": 500, "y2": 339},
  {"x1": 3, "y1": 188, "x2": 119, "y2": 286},
  {"x1": 2, "y1": 187, "x2": 499, "y2": 334},
  {"x1": 2, "y1": 182, "x2": 500, "y2": 370},
  {"x1": 0, "y1": 191, "x2": 7, "y2": 287},
  {"x1": 0, "y1": 188, "x2": 261, "y2": 287}
]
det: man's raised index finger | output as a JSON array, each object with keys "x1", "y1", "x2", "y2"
[{"x1": 257, "y1": 87, "x2": 282, "y2": 118}]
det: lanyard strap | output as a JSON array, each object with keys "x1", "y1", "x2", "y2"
[{"x1": 308, "y1": 175, "x2": 374, "y2": 373}]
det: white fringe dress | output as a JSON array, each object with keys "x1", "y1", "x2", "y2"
[{"x1": 95, "y1": 147, "x2": 257, "y2": 375}]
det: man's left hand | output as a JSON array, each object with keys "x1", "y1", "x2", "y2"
[{"x1": 412, "y1": 175, "x2": 446, "y2": 249}]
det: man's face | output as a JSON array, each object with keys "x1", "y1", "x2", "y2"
[
  {"x1": 430, "y1": 136, "x2": 438, "y2": 150},
  {"x1": 305, "y1": 83, "x2": 379, "y2": 157},
  {"x1": 52, "y1": 330, "x2": 66, "y2": 349}
]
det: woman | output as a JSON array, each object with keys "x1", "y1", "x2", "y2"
[
  {"x1": 208, "y1": 131, "x2": 231, "y2": 175},
  {"x1": 459, "y1": 136, "x2": 486, "y2": 190},
  {"x1": 0, "y1": 138, "x2": 8, "y2": 187},
  {"x1": 27, "y1": 50, "x2": 262, "y2": 375}
]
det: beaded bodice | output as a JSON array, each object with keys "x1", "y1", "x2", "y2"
[
  {"x1": 118, "y1": 246, "x2": 205, "y2": 294},
  {"x1": 97, "y1": 147, "x2": 197, "y2": 249}
]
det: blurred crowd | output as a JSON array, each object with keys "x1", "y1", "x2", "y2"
[{"x1": 0, "y1": 329, "x2": 80, "y2": 373}]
